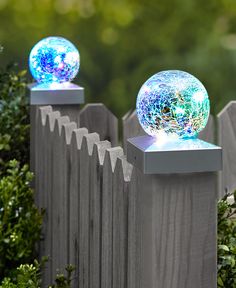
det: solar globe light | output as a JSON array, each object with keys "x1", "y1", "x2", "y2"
[
  {"x1": 136, "y1": 70, "x2": 210, "y2": 140},
  {"x1": 28, "y1": 36, "x2": 84, "y2": 105},
  {"x1": 127, "y1": 70, "x2": 222, "y2": 174},
  {"x1": 29, "y1": 36, "x2": 80, "y2": 84}
]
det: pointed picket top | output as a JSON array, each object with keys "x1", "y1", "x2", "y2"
[
  {"x1": 122, "y1": 109, "x2": 146, "y2": 153},
  {"x1": 39, "y1": 106, "x2": 53, "y2": 126},
  {"x1": 45, "y1": 111, "x2": 61, "y2": 133},
  {"x1": 79, "y1": 103, "x2": 118, "y2": 146},
  {"x1": 81, "y1": 132, "x2": 100, "y2": 156},
  {"x1": 198, "y1": 114, "x2": 215, "y2": 143},
  {"x1": 92, "y1": 141, "x2": 111, "y2": 166},
  {"x1": 61, "y1": 122, "x2": 77, "y2": 145},
  {"x1": 71, "y1": 128, "x2": 88, "y2": 151},
  {"x1": 217, "y1": 101, "x2": 236, "y2": 196},
  {"x1": 115, "y1": 155, "x2": 133, "y2": 182},
  {"x1": 104, "y1": 147, "x2": 124, "y2": 172},
  {"x1": 54, "y1": 115, "x2": 70, "y2": 136}
]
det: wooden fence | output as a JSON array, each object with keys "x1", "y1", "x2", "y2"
[{"x1": 31, "y1": 101, "x2": 236, "y2": 288}]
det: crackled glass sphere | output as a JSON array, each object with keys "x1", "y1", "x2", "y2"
[
  {"x1": 136, "y1": 70, "x2": 210, "y2": 139},
  {"x1": 29, "y1": 36, "x2": 80, "y2": 83}
]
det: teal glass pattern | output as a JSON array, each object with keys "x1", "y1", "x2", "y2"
[{"x1": 136, "y1": 70, "x2": 210, "y2": 139}]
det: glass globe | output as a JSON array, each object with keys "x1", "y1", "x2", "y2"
[
  {"x1": 136, "y1": 70, "x2": 210, "y2": 139},
  {"x1": 29, "y1": 36, "x2": 80, "y2": 83}
]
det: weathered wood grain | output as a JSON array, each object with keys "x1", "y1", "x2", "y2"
[
  {"x1": 128, "y1": 168, "x2": 217, "y2": 288},
  {"x1": 51, "y1": 105, "x2": 81, "y2": 126},
  {"x1": 41, "y1": 109, "x2": 61, "y2": 285},
  {"x1": 79, "y1": 103, "x2": 118, "y2": 146},
  {"x1": 112, "y1": 156, "x2": 133, "y2": 288},
  {"x1": 69, "y1": 128, "x2": 88, "y2": 288},
  {"x1": 218, "y1": 101, "x2": 236, "y2": 197},
  {"x1": 36, "y1": 107, "x2": 55, "y2": 286},
  {"x1": 51, "y1": 115, "x2": 70, "y2": 280},
  {"x1": 59, "y1": 122, "x2": 77, "y2": 270},
  {"x1": 35, "y1": 106, "x2": 52, "y2": 206},
  {"x1": 79, "y1": 133, "x2": 100, "y2": 288},
  {"x1": 101, "y1": 147, "x2": 124, "y2": 288},
  {"x1": 89, "y1": 140, "x2": 111, "y2": 288}
]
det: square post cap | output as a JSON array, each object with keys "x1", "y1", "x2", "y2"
[
  {"x1": 127, "y1": 135, "x2": 222, "y2": 174},
  {"x1": 27, "y1": 82, "x2": 84, "y2": 105}
]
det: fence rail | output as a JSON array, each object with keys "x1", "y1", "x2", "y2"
[{"x1": 31, "y1": 101, "x2": 236, "y2": 288}]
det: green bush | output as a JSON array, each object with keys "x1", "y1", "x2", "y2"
[
  {"x1": 0, "y1": 260, "x2": 41, "y2": 288},
  {"x1": 0, "y1": 64, "x2": 29, "y2": 171},
  {"x1": 0, "y1": 160, "x2": 42, "y2": 279},
  {"x1": 218, "y1": 191, "x2": 236, "y2": 287},
  {"x1": 0, "y1": 261, "x2": 75, "y2": 288}
]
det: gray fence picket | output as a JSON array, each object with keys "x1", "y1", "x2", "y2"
[
  {"x1": 51, "y1": 115, "x2": 70, "y2": 280},
  {"x1": 60, "y1": 122, "x2": 77, "y2": 271},
  {"x1": 89, "y1": 140, "x2": 111, "y2": 288},
  {"x1": 79, "y1": 133, "x2": 100, "y2": 288},
  {"x1": 79, "y1": 104, "x2": 118, "y2": 146},
  {"x1": 69, "y1": 128, "x2": 88, "y2": 288},
  {"x1": 42, "y1": 110, "x2": 61, "y2": 285},
  {"x1": 218, "y1": 101, "x2": 236, "y2": 196},
  {"x1": 101, "y1": 147, "x2": 124, "y2": 288},
  {"x1": 112, "y1": 156, "x2": 133, "y2": 288},
  {"x1": 128, "y1": 167, "x2": 217, "y2": 288}
]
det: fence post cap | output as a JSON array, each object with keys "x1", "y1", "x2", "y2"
[
  {"x1": 27, "y1": 82, "x2": 84, "y2": 105},
  {"x1": 127, "y1": 135, "x2": 222, "y2": 174}
]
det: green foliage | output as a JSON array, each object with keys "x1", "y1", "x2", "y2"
[
  {"x1": 1, "y1": 0, "x2": 236, "y2": 116},
  {"x1": 0, "y1": 160, "x2": 42, "y2": 279},
  {"x1": 0, "y1": 262, "x2": 75, "y2": 288},
  {"x1": 49, "y1": 265, "x2": 76, "y2": 288},
  {"x1": 0, "y1": 64, "x2": 29, "y2": 170},
  {"x1": 0, "y1": 260, "x2": 41, "y2": 288},
  {"x1": 218, "y1": 191, "x2": 236, "y2": 287}
]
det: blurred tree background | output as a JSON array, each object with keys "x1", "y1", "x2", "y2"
[{"x1": 0, "y1": 0, "x2": 236, "y2": 117}]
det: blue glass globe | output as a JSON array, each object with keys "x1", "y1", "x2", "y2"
[
  {"x1": 29, "y1": 36, "x2": 80, "y2": 83},
  {"x1": 136, "y1": 70, "x2": 210, "y2": 139}
]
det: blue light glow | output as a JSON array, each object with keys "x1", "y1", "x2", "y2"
[
  {"x1": 136, "y1": 70, "x2": 210, "y2": 139},
  {"x1": 29, "y1": 36, "x2": 80, "y2": 83}
]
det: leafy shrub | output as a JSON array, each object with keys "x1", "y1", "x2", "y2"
[
  {"x1": 0, "y1": 64, "x2": 29, "y2": 171},
  {"x1": 218, "y1": 191, "x2": 236, "y2": 287},
  {"x1": 0, "y1": 160, "x2": 42, "y2": 279},
  {"x1": 49, "y1": 265, "x2": 76, "y2": 288},
  {"x1": 0, "y1": 261, "x2": 75, "y2": 288},
  {"x1": 0, "y1": 260, "x2": 41, "y2": 288}
]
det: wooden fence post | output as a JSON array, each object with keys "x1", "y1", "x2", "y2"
[{"x1": 127, "y1": 136, "x2": 222, "y2": 288}]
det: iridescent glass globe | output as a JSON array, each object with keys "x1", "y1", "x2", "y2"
[
  {"x1": 29, "y1": 36, "x2": 80, "y2": 83},
  {"x1": 136, "y1": 70, "x2": 210, "y2": 138}
]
